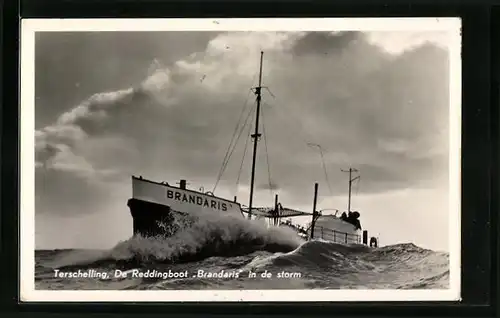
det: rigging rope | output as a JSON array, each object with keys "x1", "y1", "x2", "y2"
[
  {"x1": 213, "y1": 88, "x2": 252, "y2": 191},
  {"x1": 235, "y1": 108, "x2": 254, "y2": 188},
  {"x1": 261, "y1": 105, "x2": 273, "y2": 201},
  {"x1": 213, "y1": 73, "x2": 258, "y2": 193},
  {"x1": 306, "y1": 143, "x2": 333, "y2": 197},
  {"x1": 354, "y1": 175, "x2": 361, "y2": 196},
  {"x1": 213, "y1": 104, "x2": 255, "y2": 192},
  {"x1": 319, "y1": 147, "x2": 333, "y2": 197}
]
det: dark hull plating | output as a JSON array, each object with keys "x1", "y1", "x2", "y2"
[{"x1": 127, "y1": 198, "x2": 179, "y2": 237}]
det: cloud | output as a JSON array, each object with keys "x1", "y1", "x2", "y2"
[
  {"x1": 34, "y1": 31, "x2": 451, "y2": 218},
  {"x1": 290, "y1": 31, "x2": 362, "y2": 55}
]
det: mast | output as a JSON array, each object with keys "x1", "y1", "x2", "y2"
[
  {"x1": 248, "y1": 51, "x2": 264, "y2": 219},
  {"x1": 341, "y1": 167, "x2": 359, "y2": 212},
  {"x1": 310, "y1": 182, "x2": 319, "y2": 239}
]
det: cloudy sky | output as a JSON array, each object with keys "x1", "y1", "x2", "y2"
[{"x1": 33, "y1": 29, "x2": 456, "y2": 251}]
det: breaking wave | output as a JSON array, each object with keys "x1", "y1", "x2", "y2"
[
  {"x1": 40, "y1": 211, "x2": 304, "y2": 270},
  {"x1": 35, "y1": 210, "x2": 450, "y2": 290}
]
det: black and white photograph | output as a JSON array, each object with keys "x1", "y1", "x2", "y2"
[{"x1": 21, "y1": 18, "x2": 461, "y2": 302}]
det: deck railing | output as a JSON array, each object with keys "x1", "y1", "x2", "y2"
[{"x1": 315, "y1": 226, "x2": 361, "y2": 244}]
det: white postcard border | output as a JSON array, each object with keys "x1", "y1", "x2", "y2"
[{"x1": 20, "y1": 17, "x2": 462, "y2": 302}]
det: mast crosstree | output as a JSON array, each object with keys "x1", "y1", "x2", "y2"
[{"x1": 217, "y1": 52, "x2": 362, "y2": 224}]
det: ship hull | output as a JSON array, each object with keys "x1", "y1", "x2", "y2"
[
  {"x1": 127, "y1": 177, "x2": 370, "y2": 245},
  {"x1": 128, "y1": 176, "x2": 243, "y2": 237},
  {"x1": 128, "y1": 198, "x2": 178, "y2": 237}
]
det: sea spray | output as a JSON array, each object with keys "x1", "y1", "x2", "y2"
[
  {"x1": 47, "y1": 209, "x2": 305, "y2": 270},
  {"x1": 36, "y1": 209, "x2": 449, "y2": 290},
  {"x1": 36, "y1": 239, "x2": 450, "y2": 290},
  {"x1": 106, "y1": 209, "x2": 304, "y2": 264}
]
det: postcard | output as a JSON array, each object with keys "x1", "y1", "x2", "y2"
[{"x1": 21, "y1": 17, "x2": 461, "y2": 302}]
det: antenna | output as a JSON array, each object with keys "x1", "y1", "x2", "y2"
[
  {"x1": 341, "y1": 167, "x2": 360, "y2": 213},
  {"x1": 306, "y1": 143, "x2": 332, "y2": 196},
  {"x1": 248, "y1": 51, "x2": 264, "y2": 219}
]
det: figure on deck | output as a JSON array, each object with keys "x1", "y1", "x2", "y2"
[
  {"x1": 341, "y1": 212, "x2": 348, "y2": 221},
  {"x1": 341, "y1": 211, "x2": 362, "y2": 230}
]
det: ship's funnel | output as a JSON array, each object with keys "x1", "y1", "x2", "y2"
[{"x1": 179, "y1": 179, "x2": 187, "y2": 189}]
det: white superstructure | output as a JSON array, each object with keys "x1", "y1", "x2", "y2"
[{"x1": 132, "y1": 176, "x2": 242, "y2": 217}]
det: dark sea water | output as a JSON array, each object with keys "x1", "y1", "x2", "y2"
[{"x1": 35, "y1": 212, "x2": 449, "y2": 290}]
